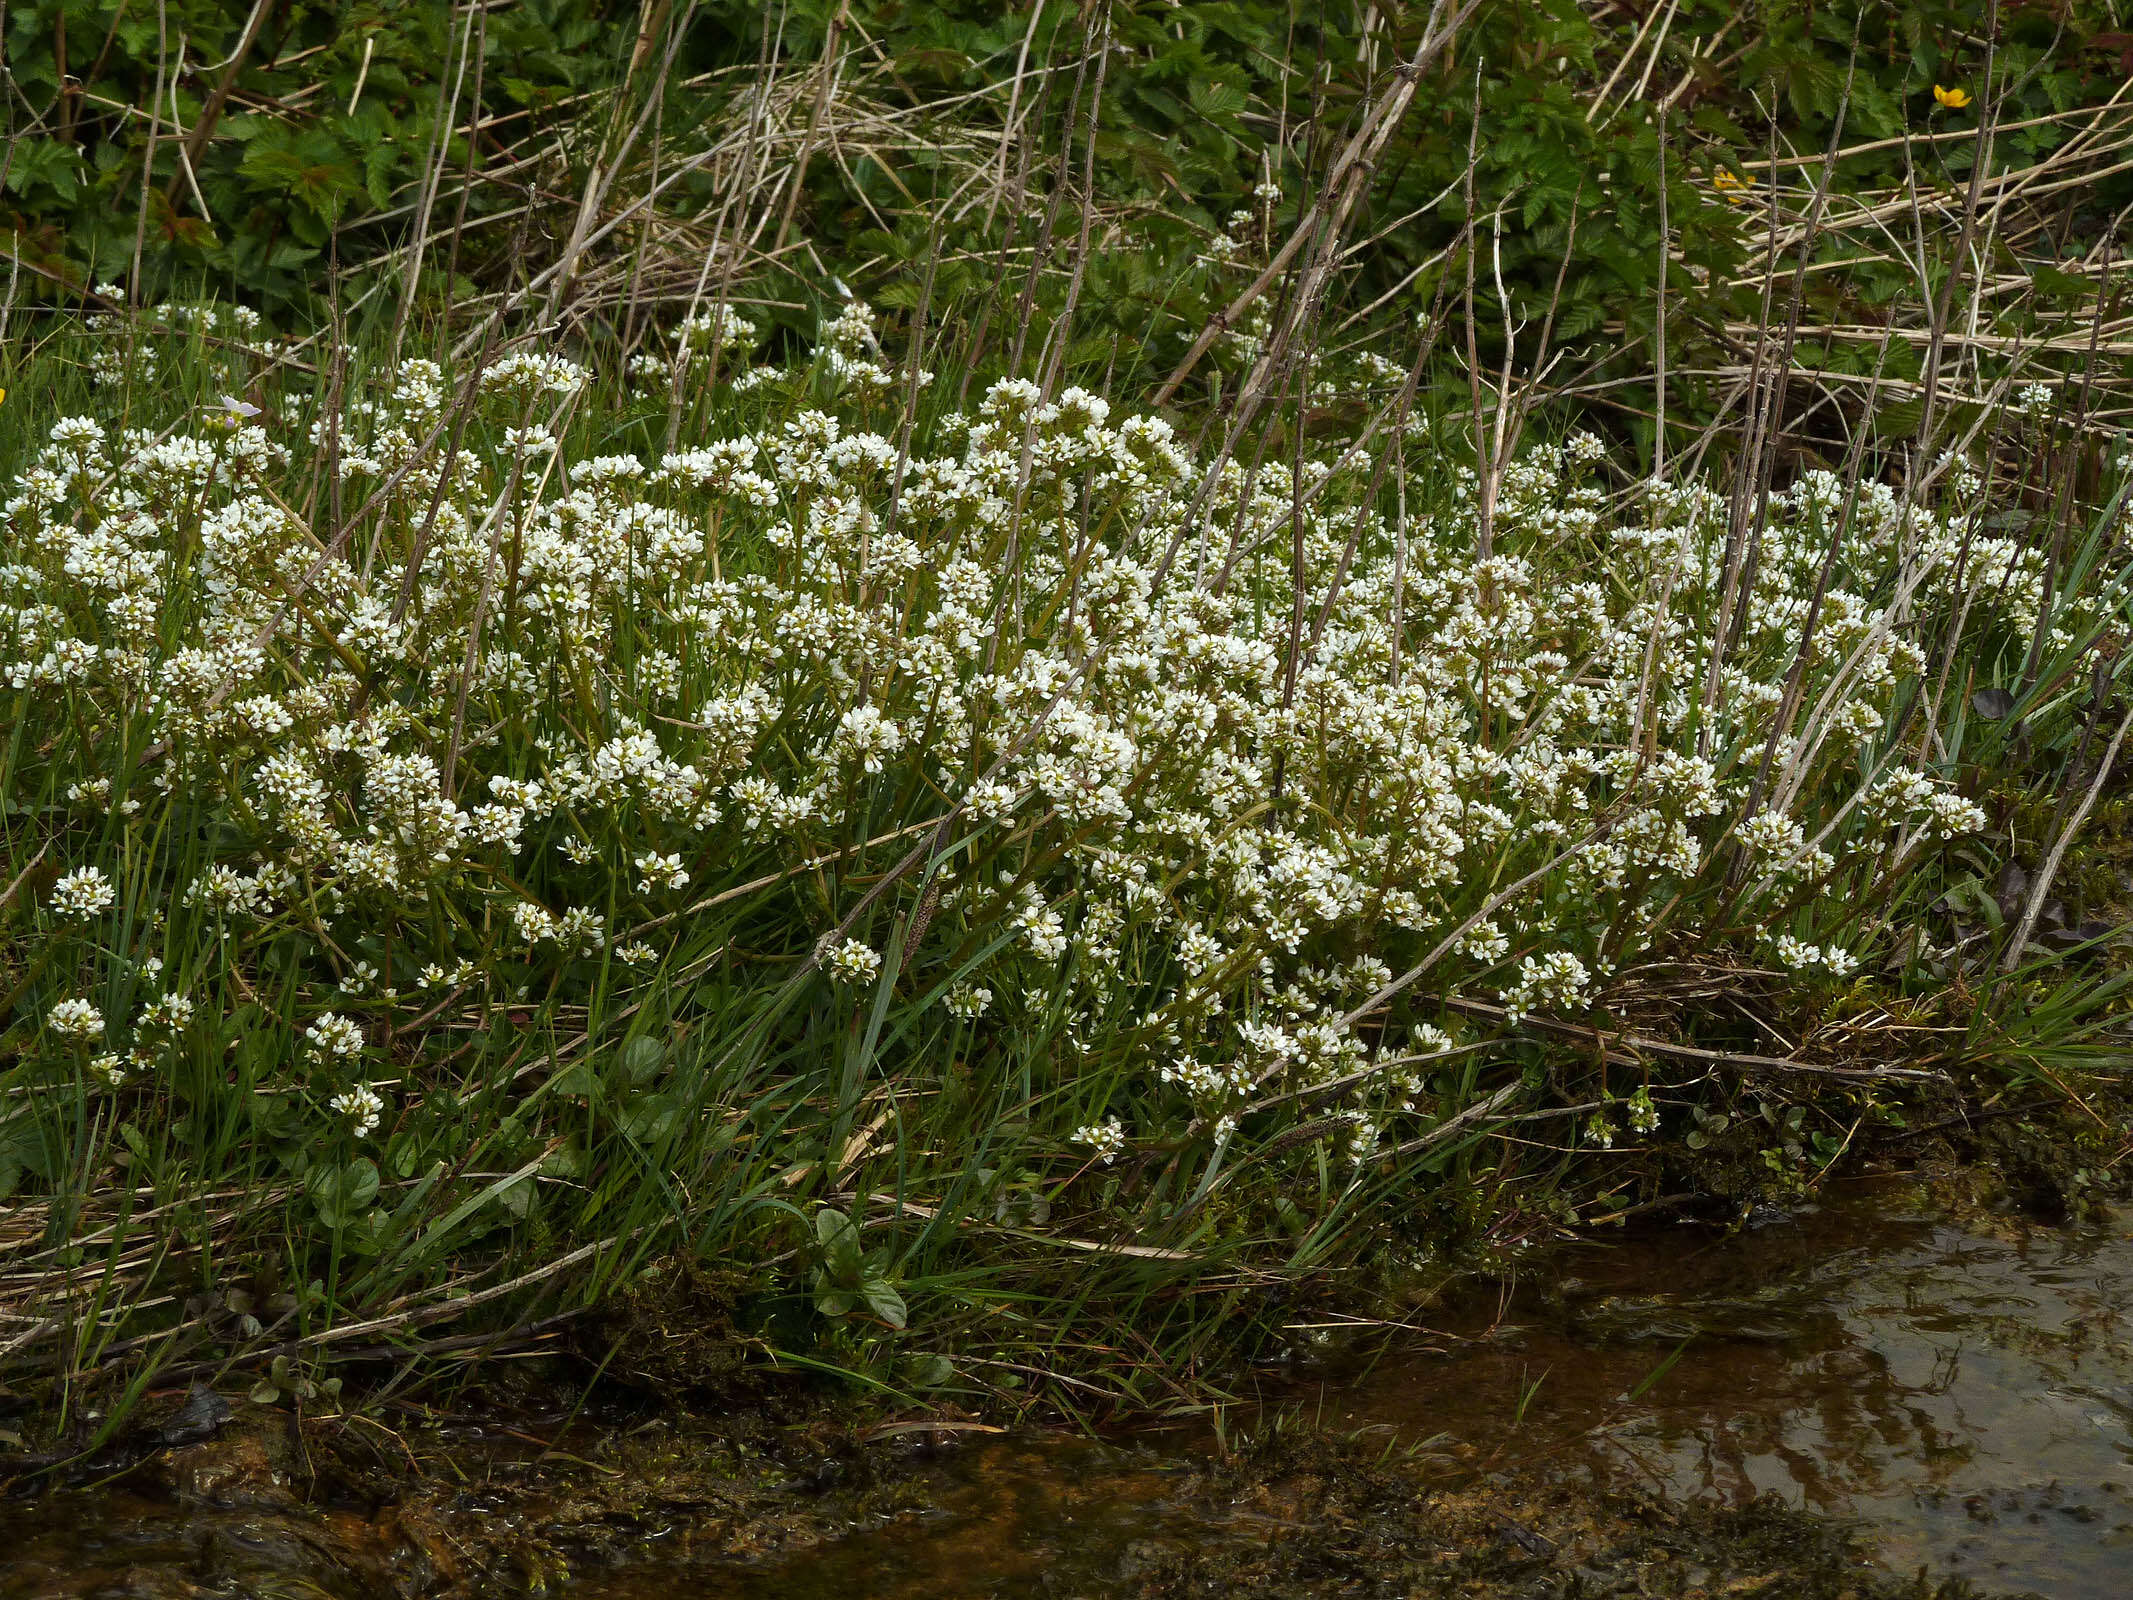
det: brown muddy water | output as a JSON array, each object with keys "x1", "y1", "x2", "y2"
[
  {"x1": 1291, "y1": 1182, "x2": 2133, "y2": 1598},
  {"x1": 4, "y1": 1179, "x2": 2130, "y2": 1598}
]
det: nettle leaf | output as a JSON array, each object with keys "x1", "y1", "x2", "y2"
[
  {"x1": 240, "y1": 129, "x2": 365, "y2": 225},
  {"x1": 362, "y1": 143, "x2": 402, "y2": 213},
  {"x1": 2, "y1": 138, "x2": 81, "y2": 203},
  {"x1": 1188, "y1": 78, "x2": 1248, "y2": 119}
]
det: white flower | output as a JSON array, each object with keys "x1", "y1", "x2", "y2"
[
  {"x1": 828, "y1": 704, "x2": 905, "y2": 774},
  {"x1": 1344, "y1": 1116, "x2": 1380, "y2": 1164},
  {"x1": 1773, "y1": 934, "x2": 1820, "y2": 971},
  {"x1": 48, "y1": 999, "x2": 105, "y2": 1040},
  {"x1": 555, "y1": 907, "x2": 606, "y2": 953},
  {"x1": 306, "y1": 1012, "x2": 365, "y2": 1060},
  {"x1": 140, "y1": 992, "x2": 194, "y2": 1031},
  {"x1": 1071, "y1": 1116, "x2": 1127, "y2": 1164},
  {"x1": 330, "y1": 1083, "x2": 385, "y2": 1139},
  {"x1": 49, "y1": 865, "x2": 117, "y2": 919},
  {"x1": 1928, "y1": 791, "x2": 1987, "y2": 836},
  {"x1": 502, "y1": 423, "x2": 558, "y2": 456},
  {"x1": 633, "y1": 851, "x2": 689, "y2": 893},
  {"x1": 1503, "y1": 950, "x2": 1590, "y2": 1024},
  {"x1": 964, "y1": 779, "x2": 1021, "y2": 823},
  {"x1": 513, "y1": 902, "x2": 560, "y2": 946},
  {"x1": 1737, "y1": 809, "x2": 1804, "y2": 856},
  {"x1": 824, "y1": 937, "x2": 882, "y2": 984},
  {"x1": 1627, "y1": 1089, "x2": 1660, "y2": 1133}
]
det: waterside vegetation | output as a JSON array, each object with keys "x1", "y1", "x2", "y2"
[{"x1": 0, "y1": 0, "x2": 2130, "y2": 1452}]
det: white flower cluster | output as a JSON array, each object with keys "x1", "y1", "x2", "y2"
[
  {"x1": 1771, "y1": 934, "x2": 1860, "y2": 977},
  {"x1": 47, "y1": 998, "x2": 105, "y2": 1041},
  {"x1": 330, "y1": 1083, "x2": 385, "y2": 1139},
  {"x1": 1071, "y1": 1116, "x2": 1127, "y2": 1164},
  {"x1": 49, "y1": 866, "x2": 116, "y2": 919},
  {"x1": 824, "y1": 938, "x2": 883, "y2": 984},
  {"x1": 2, "y1": 303, "x2": 2042, "y2": 1180}
]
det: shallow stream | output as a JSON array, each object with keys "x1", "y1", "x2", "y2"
[
  {"x1": 6, "y1": 1180, "x2": 2130, "y2": 1598},
  {"x1": 1292, "y1": 1183, "x2": 2133, "y2": 1597}
]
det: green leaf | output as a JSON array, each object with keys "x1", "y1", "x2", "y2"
[
  {"x1": 549, "y1": 1058, "x2": 598, "y2": 1100},
  {"x1": 619, "y1": 1034, "x2": 666, "y2": 1084},
  {"x1": 239, "y1": 128, "x2": 364, "y2": 225},
  {"x1": 814, "y1": 1207, "x2": 863, "y2": 1278},
  {"x1": 617, "y1": 1090, "x2": 680, "y2": 1143},
  {"x1": 2032, "y1": 265, "x2": 2093, "y2": 302},
  {"x1": 860, "y1": 1276, "x2": 907, "y2": 1329},
  {"x1": 906, "y1": 1353, "x2": 955, "y2": 1388},
  {"x1": 1187, "y1": 79, "x2": 1247, "y2": 118},
  {"x1": 2, "y1": 139, "x2": 81, "y2": 203},
  {"x1": 495, "y1": 1176, "x2": 534, "y2": 1219},
  {"x1": 307, "y1": 1158, "x2": 381, "y2": 1230}
]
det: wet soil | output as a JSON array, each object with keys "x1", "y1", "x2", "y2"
[{"x1": 2, "y1": 1178, "x2": 2127, "y2": 1598}]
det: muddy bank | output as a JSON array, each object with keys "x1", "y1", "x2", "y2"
[
  {"x1": 5, "y1": 1167, "x2": 2128, "y2": 1598},
  {"x1": 0, "y1": 1406, "x2": 2004, "y2": 1600}
]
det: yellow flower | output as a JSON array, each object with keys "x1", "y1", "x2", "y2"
[
  {"x1": 1934, "y1": 84, "x2": 1972, "y2": 109},
  {"x1": 1711, "y1": 167, "x2": 1748, "y2": 206}
]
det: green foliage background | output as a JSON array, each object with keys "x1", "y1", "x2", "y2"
[{"x1": 6, "y1": 0, "x2": 2132, "y2": 422}]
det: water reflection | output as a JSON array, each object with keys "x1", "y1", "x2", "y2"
[{"x1": 1295, "y1": 1184, "x2": 2133, "y2": 1595}]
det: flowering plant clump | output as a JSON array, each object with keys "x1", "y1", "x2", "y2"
[{"x1": 0, "y1": 299, "x2": 2092, "y2": 1392}]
